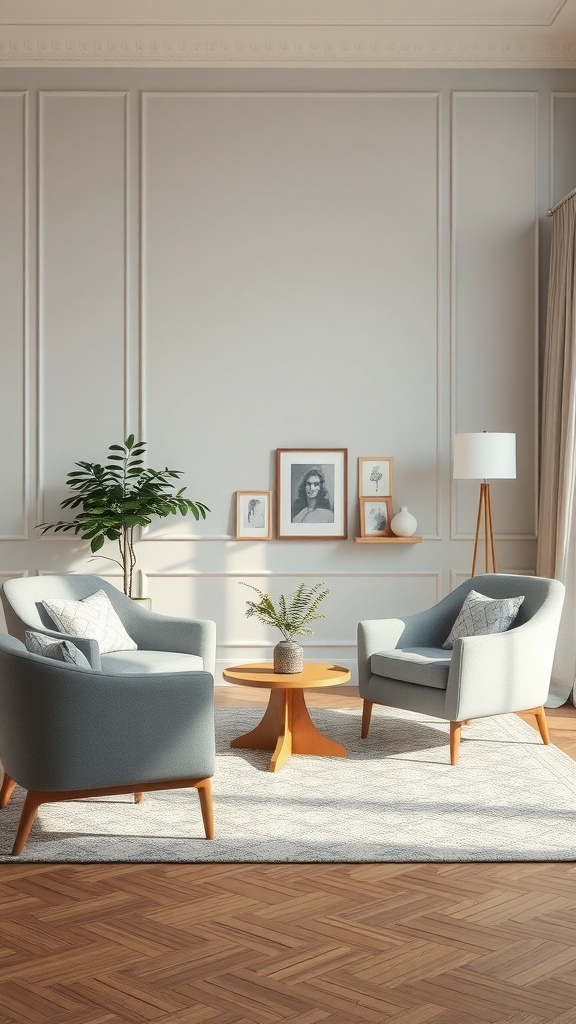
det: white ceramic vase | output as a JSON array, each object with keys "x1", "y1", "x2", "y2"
[{"x1": 390, "y1": 506, "x2": 417, "y2": 537}]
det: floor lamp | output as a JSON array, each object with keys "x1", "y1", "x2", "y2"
[{"x1": 453, "y1": 432, "x2": 516, "y2": 576}]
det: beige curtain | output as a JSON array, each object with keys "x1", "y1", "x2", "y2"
[{"x1": 537, "y1": 194, "x2": 576, "y2": 706}]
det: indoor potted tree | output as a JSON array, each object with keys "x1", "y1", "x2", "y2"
[
  {"x1": 241, "y1": 580, "x2": 329, "y2": 673},
  {"x1": 38, "y1": 435, "x2": 209, "y2": 598}
]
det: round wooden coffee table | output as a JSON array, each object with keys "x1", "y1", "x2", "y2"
[{"x1": 222, "y1": 662, "x2": 351, "y2": 772}]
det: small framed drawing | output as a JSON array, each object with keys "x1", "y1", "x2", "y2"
[
  {"x1": 358, "y1": 456, "x2": 394, "y2": 500},
  {"x1": 276, "y1": 448, "x2": 347, "y2": 540},
  {"x1": 359, "y1": 496, "x2": 393, "y2": 538},
  {"x1": 236, "y1": 491, "x2": 273, "y2": 540}
]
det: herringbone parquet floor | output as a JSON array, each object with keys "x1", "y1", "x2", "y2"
[{"x1": 0, "y1": 687, "x2": 574, "y2": 1024}]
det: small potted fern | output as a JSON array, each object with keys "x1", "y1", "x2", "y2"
[{"x1": 241, "y1": 581, "x2": 329, "y2": 673}]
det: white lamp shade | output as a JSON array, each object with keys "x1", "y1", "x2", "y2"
[{"x1": 453, "y1": 432, "x2": 516, "y2": 480}]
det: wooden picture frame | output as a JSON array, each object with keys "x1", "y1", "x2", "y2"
[
  {"x1": 276, "y1": 448, "x2": 348, "y2": 540},
  {"x1": 236, "y1": 491, "x2": 273, "y2": 540},
  {"x1": 358, "y1": 456, "x2": 394, "y2": 500},
  {"x1": 359, "y1": 496, "x2": 393, "y2": 538}
]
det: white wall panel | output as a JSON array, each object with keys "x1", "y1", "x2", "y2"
[
  {"x1": 142, "y1": 92, "x2": 439, "y2": 541},
  {"x1": 551, "y1": 93, "x2": 576, "y2": 207},
  {"x1": 143, "y1": 569, "x2": 440, "y2": 680},
  {"x1": 38, "y1": 91, "x2": 127, "y2": 525},
  {"x1": 0, "y1": 93, "x2": 27, "y2": 538},
  {"x1": 452, "y1": 92, "x2": 538, "y2": 541},
  {"x1": 2, "y1": 68, "x2": 572, "y2": 663},
  {"x1": 0, "y1": 571, "x2": 28, "y2": 633}
]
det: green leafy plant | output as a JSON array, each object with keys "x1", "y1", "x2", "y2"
[
  {"x1": 240, "y1": 581, "x2": 329, "y2": 641},
  {"x1": 38, "y1": 435, "x2": 209, "y2": 597}
]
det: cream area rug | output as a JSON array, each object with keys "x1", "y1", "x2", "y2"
[{"x1": 1, "y1": 706, "x2": 575, "y2": 862}]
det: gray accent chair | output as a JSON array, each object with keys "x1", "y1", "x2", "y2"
[
  {"x1": 0, "y1": 633, "x2": 215, "y2": 856},
  {"x1": 1, "y1": 574, "x2": 216, "y2": 675},
  {"x1": 358, "y1": 573, "x2": 565, "y2": 765}
]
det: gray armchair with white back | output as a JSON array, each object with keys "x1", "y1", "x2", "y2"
[
  {"x1": 0, "y1": 633, "x2": 215, "y2": 856},
  {"x1": 1, "y1": 574, "x2": 216, "y2": 675},
  {"x1": 358, "y1": 573, "x2": 565, "y2": 765}
]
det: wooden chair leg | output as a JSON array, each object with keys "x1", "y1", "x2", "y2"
[
  {"x1": 10, "y1": 777, "x2": 214, "y2": 855},
  {"x1": 528, "y1": 706, "x2": 550, "y2": 745},
  {"x1": 0, "y1": 772, "x2": 16, "y2": 808},
  {"x1": 197, "y1": 778, "x2": 214, "y2": 839},
  {"x1": 450, "y1": 721, "x2": 462, "y2": 766},
  {"x1": 361, "y1": 700, "x2": 373, "y2": 739},
  {"x1": 12, "y1": 791, "x2": 42, "y2": 856},
  {"x1": 134, "y1": 793, "x2": 144, "y2": 804}
]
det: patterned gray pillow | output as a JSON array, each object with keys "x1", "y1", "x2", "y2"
[
  {"x1": 42, "y1": 589, "x2": 136, "y2": 654},
  {"x1": 442, "y1": 590, "x2": 524, "y2": 650},
  {"x1": 25, "y1": 630, "x2": 92, "y2": 668}
]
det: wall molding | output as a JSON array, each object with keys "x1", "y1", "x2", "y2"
[
  {"x1": 449, "y1": 90, "x2": 540, "y2": 544},
  {"x1": 0, "y1": 1, "x2": 568, "y2": 30},
  {"x1": 36, "y1": 90, "x2": 129, "y2": 529},
  {"x1": 143, "y1": 569, "x2": 442, "y2": 662},
  {"x1": 450, "y1": 567, "x2": 535, "y2": 589},
  {"x1": 142, "y1": 568, "x2": 442, "y2": 578},
  {"x1": 0, "y1": 91, "x2": 28, "y2": 540},
  {"x1": 140, "y1": 89, "x2": 443, "y2": 543},
  {"x1": 2, "y1": 29, "x2": 576, "y2": 68}
]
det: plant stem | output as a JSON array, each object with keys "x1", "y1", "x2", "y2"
[
  {"x1": 127, "y1": 525, "x2": 136, "y2": 598},
  {"x1": 119, "y1": 530, "x2": 131, "y2": 597}
]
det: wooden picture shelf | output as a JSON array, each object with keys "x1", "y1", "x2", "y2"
[{"x1": 354, "y1": 536, "x2": 422, "y2": 544}]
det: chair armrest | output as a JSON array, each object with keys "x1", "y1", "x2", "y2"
[
  {"x1": 22, "y1": 628, "x2": 101, "y2": 669},
  {"x1": 357, "y1": 611, "x2": 441, "y2": 692},
  {"x1": 127, "y1": 613, "x2": 216, "y2": 676},
  {"x1": 0, "y1": 658, "x2": 215, "y2": 792},
  {"x1": 445, "y1": 614, "x2": 561, "y2": 721}
]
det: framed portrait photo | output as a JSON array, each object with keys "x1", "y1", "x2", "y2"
[
  {"x1": 358, "y1": 456, "x2": 394, "y2": 500},
  {"x1": 359, "y1": 496, "x2": 393, "y2": 538},
  {"x1": 236, "y1": 491, "x2": 273, "y2": 540},
  {"x1": 276, "y1": 448, "x2": 348, "y2": 540}
]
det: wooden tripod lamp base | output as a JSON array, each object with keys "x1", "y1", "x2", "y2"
[
  {"x1": 453, "y1": 432, "x2": 516, "y2": 579},
  {"x1": 471, "y1": 481, "x2": 497, "y2": 576}
]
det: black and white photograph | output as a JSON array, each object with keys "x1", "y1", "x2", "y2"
[
  {"x1": 360, "y1": 495, "x2": 393, "y2": 537},
  {"x1": 276, "y1": 449, "x2": 347, "y2": 540},
  {"x1": 235, "y1": 491, "x2": 273, "y2": 540},
  {"x1": 358, "y1": 456, "x2": 394, "y2": 499}
]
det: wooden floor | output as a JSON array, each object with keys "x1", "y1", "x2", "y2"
[{"x1": 0, "y1": 687, "x2": 575, "y2": 1024}]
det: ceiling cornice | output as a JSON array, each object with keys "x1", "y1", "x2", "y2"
[{"x1": 1, "y1": 1, "x2": 575, "y2": 68}]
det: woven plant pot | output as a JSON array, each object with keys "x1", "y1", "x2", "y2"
[{"x1": 273, "y1": 640, "x2": 304, "y2": 674}]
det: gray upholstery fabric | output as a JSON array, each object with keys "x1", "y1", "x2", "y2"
[
  {"x1": 358, "y1": 573, "x2": 565, "y2": 724},
  {"x1": 371, "y1": 647, "x2": 451, "y2": 690},
  {"x1": 1, "y1": 574, "x2": 216, "y2": 676},
  {"x1": 24, "y1": 630, "x2": 92, "y2": 669},
  {"x1": 101, "y1": 650, "x2": 204, "y2": 674},
  {"x1": 0, "y1": 633, "x2": 215, "y2": 793}
]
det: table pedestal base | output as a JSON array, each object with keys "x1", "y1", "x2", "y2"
[{"x1": 231, "y1": 687, "x2": 347, "y2": 772}]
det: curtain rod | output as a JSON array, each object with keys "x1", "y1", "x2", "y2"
[{"x1": 547, "y1": 186, "x2": 576, "y2": 217}]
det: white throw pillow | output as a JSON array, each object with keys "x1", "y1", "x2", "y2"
[
  {"x1": 42, "y1": 589, "x2": 137, "y2": 655},
  {"x1": 25, "y1": 629, "x2": 92, "y2": 668},
  {"x1": 442, "y1": 589, "x2": 524, "y2": 650}
]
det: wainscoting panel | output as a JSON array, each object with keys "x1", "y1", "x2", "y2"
[
  {"x1": 2, "y1": 69, "x2": 573, "y2": 659},
  {"x1": 141, "y1": 91, "x2": 440, "y2": 542},
  {"x1": 0, "y1": 93, "x2": 27, "y2": 539},
  {"x1": 451, "y1": 91, "x2": 538, "y2": 543},
  {"x1": 143, "y1": 570, "x2": 441, "y2": 681},
  {"x1": 38, "y1": 91, "x2": 128, "y2": 526},
  {"x1": 0, "y1": 571, "x2": 27, "y2": 632},
  {"x1": 551, "y1": 93, "x2": 576, "y2": 208}
]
